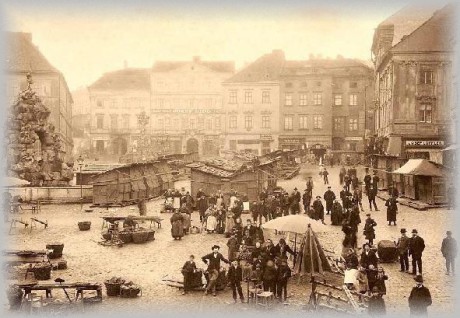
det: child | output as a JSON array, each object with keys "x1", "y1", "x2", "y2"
[
  {"x1": 276, "y1": 260, "x2": 292, "y2": 302},
  {"x1": 263, "y1": 260, "x2": 278, "y2": 293},
  {"x1": 228, "y1": 260, "x2": 245, "y2": 303},
  {"x1": 181, "y1": 255, "x2": 197, "y2": 295},
  {"x1": 357, "y1": 267, "x2": 369, "y2": 301}
]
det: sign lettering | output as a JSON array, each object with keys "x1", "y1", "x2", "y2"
[{"x1": 405, "y1": 140, "x2": 445, "y2": 147}]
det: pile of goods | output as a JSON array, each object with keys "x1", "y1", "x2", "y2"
[
  {"x1": 46, "y1": 243, "x2": 64, "y2": 259},
  {"x1": 78, "y1": 221, "x2": 91, "y2": 231},
  {"x1": 30, "y1": 262, "x2": 52, "y2": 280},
  {"x1": 104, "y1": 277, "x2": 141, "y2": 298},
  {"x1": 101, "y1": 227, "x2": 155, "y2": 245}
]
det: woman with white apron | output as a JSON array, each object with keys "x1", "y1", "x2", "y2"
[{"x1": 205, "y1": 206, "x2": 217, "y2": 233}]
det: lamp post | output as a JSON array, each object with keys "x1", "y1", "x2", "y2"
[{"x1": 77, "y1": 155, "x2": 84, "y2": 210}]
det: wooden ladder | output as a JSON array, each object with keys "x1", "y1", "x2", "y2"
[{"x1": 342, "y1": 284, "x2": 362, "y2": 313}]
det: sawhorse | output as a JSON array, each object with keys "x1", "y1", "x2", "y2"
[
  {"x1": 30, "y1": 218, "x2": 48, "y2": 233},
  {"x1": 9, "y1": 218, "x2": 29, "y2": 234}
]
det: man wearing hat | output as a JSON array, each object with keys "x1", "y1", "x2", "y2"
[
  {"x1": 397, "y1": 229, "x2": 410, "y2": 272},
  {"x1": 322, "y1": 167, "x2": 329, "y2": 185},
  {"x1": 408, "y1": 275, "x2": 432, "y2": 315},
  {"x1": 302, "y1": 189, "x2": 312, "y2": 214},
  {"x1": 306, "y1": 176, "x2": 314, "y2": 197},
  {"x1": 441, "y1": 231, "x2": 457, "y2": 275},
  {"x1": 409, "y1": 229, "x2": 425, "y2": 275},
  {"x1": 312, "y1": 196, "x2": 325, "y2": 224},
  {"x1": 202, "y1": 245, "x2": 230, "y2": 296},
  {"x1": 340, "y1": 186, "x2": 352, "y2": 210},
  {"x1": 363, "y1": 213, "x2": 377, "y2": 246},
  {"x1": 323, "y1": 186, "x2": 336, "y2": 215}
]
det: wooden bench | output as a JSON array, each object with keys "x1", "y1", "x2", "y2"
[
  {"x1": 18, "y1": 201, "x2": 41, "y2": 214},
  {"x1": 9, "y1": 218, "x2": 29, "y2": 234},
  {"x1": 19, "y1": 283, "x2": 103, "y2": 302},
  {"x1": 102, "y1": 216, "x2": 163, "y2": 230},
  {"x1": 30, "y1": 218, "x2": 48, "y2": 232}
]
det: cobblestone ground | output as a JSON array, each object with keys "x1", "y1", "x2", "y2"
[{"x1": 3, "y1": 164, "x2": 455, "y2": 315}]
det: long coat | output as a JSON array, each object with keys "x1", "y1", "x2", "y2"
[
  {"x1": 441, "y1": 236, "x2": 458, "y2": 259},
  {"x1": 331, "y1": 201, "x2": 343, "y2": 225},
  {"x1": 202, "y1": 252, "x2": 230, "y2": 271},
  {"x1": 323, "y1": 190, "x2": 336, "y2": 210},
  {"x1": 360, "y1": 250, "x2": 378, "y2": 269},
  {"x1": 408, "y1": 286, "x2": 432, "y2": 315},
  {"x1": 312, "y1": 200, "x2": 324, "y2": 221},
  {"x1": 170, "y1": 213, "x2": 185, "y2": 238},
  {"x1": 385, "y1": 197, "x2": 398, "y2": 222},
  {"x1": 363, "y1": 218, "x2": 377, "y2": 240},
  {"x1": 227, "y1": 265, "x2": 243, "y2": 284},
  {"x1": 409, "y1": 236, "x2": 426, "y2": 257}
]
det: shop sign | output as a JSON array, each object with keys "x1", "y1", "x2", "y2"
[
  {"x1": 260, "y1": 134, "x2": 273, "y2": 141},
  {"x1": 151, "y1": 109, "x2": 223, "y2": 114},
  {"x1": 150, "y1": 136, "x2": 182, "y2": 142},
  {"x1": 279, "y1": 137, "x2": 305, "y2": 145},
  {"x1": 345, "y1": 137, "x2": 363, "y2": 141},
  {"x1": 405, "y1": 140, "x2": 445, "y2": 147}
]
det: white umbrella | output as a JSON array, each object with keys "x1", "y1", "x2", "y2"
[
  {"x1": 262, "y1": 214, "x2": 329, "y2": 234},
  {"x1": 3, "y1": 177, "x2": 30, "y2": 187}
]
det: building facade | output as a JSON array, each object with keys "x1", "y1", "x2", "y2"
[
  {"x1": 279, "y1": 58, "x2": 374, "y2": 158},
  {"x1": 222, "y1": 50, "x2": 284, "y2": 155},
  {"x1": 150, "y1": 57, "x2": 234, "y2": 157},
  {"x1": 87, "y1": 68, "x2": 151, "y2": 161},
  {"x1": 5, "y1": 32, "x2": 74, "y2": 160},
  {"x1": 372, "y1": 5, "x2": 455, "y2": 164}
]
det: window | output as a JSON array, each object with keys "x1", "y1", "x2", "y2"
[
  {"x1": 229, "y1": 116, "x2": 237, "y2": 129},
  {"x1": 284, "y1": 116, "x2": 293, "y2": 130},
  {"x1": 96, "y1": 99, "x2": 103, "y2": 108},
  {"x1": 348, "y1": 118, "x2": 358, "y2": 131},
  {"x1": 334, "y1": 94, "x2": 342, "y2": 106},
  {"x1": 189, "y1": 118, "x2": 196, "y2": 129},
  {"x1": 316, "y1": 81, "x2": 322, "y2": 87},
  {"x1": 206, "y1": 119, "x2": 212, "y2": 130},
  {"x1": 96, "y1": 115, "x2": 104, "y2": 129},
  {"x1": 110, "y1": 114, "x2": 118, "y2": 129},
  {"x1": 285, "y1": 82, "x2": 293, "y2": 88},
  {"x1": 215, "y1": 117, "x2": 221, "y2": 130},
  {"x1": 419, "y1": 104, "x2": 432, "y2": 123},
  {"x1": 229, "y1": 91, "x2": 237, "y2": 104},
  {"x1": 262, "y1": 91, "x2": 270, "y2": 104},
  {"x1": 300, "y1": 81, "x2": 308, "y2": 87},
  {"x1": 313, "y1": 93, "x2": 322, "y2": 105},
  {"x1": 198, "y1": 117, "x2": 205, "y2": 127},
  {"x1": 299, "y1": 115, "x2": 308, "y2": 129},
  {"x1": 173, "y1": 118, "x2": 180, "y2": 129},
  {"x1": 420, "y1": 70, "x2": 434, "y2": 84},
  {"x1": 334, "y1": 117, "x2": 344, "y2": 131},
  {"x1": 244, "y1": 116, "x2": 253, "y2": 129},
  {"x1": 165, "y1": 117, "x2": 171, "y2": 130},
  {"x1": 285, "y1": 93, "x2": 293, "y2": 106},
  {"x1": 157, "y1": 118, "x2": 164, "y2": 130},
  {"x1": 262, "y1": 116, "x2": 270, "y2": 128},
  {"x1": 349, "y1": 94, "x2": 358, "y2": 106},
  {"x1": 313, "y1": 115, "x2": 323, "y2": 129},
  {"x1": 350, "y1": 81, "x2": 358, "y2": 88},
  {"x1": 348, "y1": 142, "x2": 357, "y2": 151},
  {"x1": 244, "y1": 91, "x2": 253, "y2": 104},
  {"x1": 299, "y1": 93, "x2": 308, "y2": 106},
  {"x1": 122, "y1": 115, "x2": 130, "y2": 129},
  {"x1": 157, "y1": 99, "x2": 164, "y2": 108}
]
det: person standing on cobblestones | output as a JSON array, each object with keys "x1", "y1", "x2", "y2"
[
  {"x1": 202, "y1": 245, "x2": 230, "y2": 296},
  {"x1": 409, "y1": 229, "x2": 425, "y2": 275},
  {"x1": 441, "y1": 231, "x2": 457, "y2": 276},
  {"x1": 323, "y1": 167, "x2": 329, "y2": 185},
  {"x1": 323, "y1": 186, "x2": 336, "y2": 215},
  {"x1": 181, "y1": 255, "x2": 197, "y2": 295},
  {"x1": 397, "y1": 228, "x2": 410, "y2": 272},
  {"x1": 385, "y1": 195, "x2": 398, "y2": 226},
  {"x1": 228, "y1": 260, "x2": 245, "y2": 303},
  {"x1": 368, "y1": 186, "x2": 379, "y2": 211},
  {"x1": 363, "y1": 214, "x2": 377, "y2": 246},
  {"x1": 408, "y1": 275, "x2": 432, "y2": 316}
]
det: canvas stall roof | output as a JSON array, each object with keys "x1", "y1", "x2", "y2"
[
  {"x1": 392, "y1": 159, "x2": 447, "y2": 177},
  {"x1": 188, "y1": 163, "x2": 234, "y2": 178},
  {"x1": 204, "y1": 158, "x2": 243, "y2": 172}
]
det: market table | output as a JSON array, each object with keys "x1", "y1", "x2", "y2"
[
  {"x1": 3, "y1": 250, "x2": 49, "y2": 265},
  {"x1": 101, "y1": 216, "x2": 163, "y2": 229},
  {"x1": 17, "y1": 282, "x2": 102, "y2": 302}
]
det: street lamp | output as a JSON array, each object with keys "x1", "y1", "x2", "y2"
[{"x1": 77, "y1": 155, "x2": 84, "y2": 210}]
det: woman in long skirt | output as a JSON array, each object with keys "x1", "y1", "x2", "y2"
[
  {"x1": 170, "y1": 210, "x2": 185, "y2": 240},
  {"x1": 225, "y1": 209, "x2": 235, "y2": 235}
]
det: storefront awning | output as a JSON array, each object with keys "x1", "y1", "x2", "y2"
[{"x1": 392, "y1": 159, "x2": 448, "y2": 177}]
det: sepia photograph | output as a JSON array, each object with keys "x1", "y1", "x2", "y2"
[{"x1": 0, "y1": 0, "x2": 458, "y2": 316}]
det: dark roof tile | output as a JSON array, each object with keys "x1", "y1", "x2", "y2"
[{"x1": 88, "y1": 68, "x2": 150, "y2": 91}]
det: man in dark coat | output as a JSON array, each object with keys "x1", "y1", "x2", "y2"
[
  {"x1": 397, "y1": 228, "x2": 410, "y2": 272},
  {"x1": 372, "y1": 171, "x2": 380, "y2": 189},
  {"x1": 441, "y1": 231, "x2": 457, "y2": 275},
  {"x1": 302, "y1": 189, "x2": 311, "y2": 214},
  {"x1": 322, "y1": 167, "x2": 329, "y2": 185},
  {"x1": 323, "y1": 186, "x2": 336, "y2": 215},
  {"x1": 250, "y1": 201, "x2": 260, "y2": 225},
  {"x1": 364, "y1": 172, "x2": 372, "y2": 196},
  {"x1": 409, "y1": 229, "x2": 425, "y2": 275},
  {"x1": 312, "y1": 196, "x2": 325, "y2": 224},
  {"x1": 351, "y1": 175, "x2": 359, "y2": 190},
  {"x1": 331, "y1": 199, "x2": 343, "y2": 226},
  {"x1": 408, "y1": 275, "x2": 432, "y2": 315},
  {"x1": 368, "y1": 186, "x2": 379, "y2": 211},
  {"x1": 339, "y1": 166, "x2": 347, "y2": 185},
  {"x1": 227, "y1": 260, "x2": 245, "y2": 303},
  {"x1": 360, "y1": 243, "x2": 378, "y2": 269},
  {"x1": 197, "y1": 195, "x2": 208, "y2": 222},
  {"x1": 349, "y1": 204, "x2": 362, "y2": 234},
  {"x1": 306, "y1": 177, "x2": 314, "y2": 197},
  {"x1": 276, "y1": 260, "x2": 292, "y2": 302},
  {"x1": 344, "y1": 174, "x2": 351, "y2": 192},
  {"x1": 385, "y1": 196, "x2": 398, "y2": 225},
  {"x1": 202, "y1": 245, "x2": 230, "y2": 296},
  {"x1": 340, "y1": 186, "x2": 351, "y2": 209},
  {"x1": 181, "y1": 255, "x2": 197, "y2": 295},
  {"x1": 363, "y1": 213, "x2": 377, "y2": 246}
]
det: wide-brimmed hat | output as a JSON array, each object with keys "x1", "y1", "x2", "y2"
[
  {"x1": 212, "y1": 245, "x2": 220, "y2": 250},
  {"x1": 414, "y1": 275, "x2": 424, "y2": 283},
  {"x1": 400, "y1": 228, "x2": 407, "y2": 233},
  {"x1": 366, "y1": 213, "x2": 371, "y2": 216},
  {"x1": 412, "y1": 229, "x2": 418, "y2": 234}
]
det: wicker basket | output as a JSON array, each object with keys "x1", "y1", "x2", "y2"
[
  {"x1": 46, "y1": 243, "x2": 64, "y2": 259},
  {"x1": 102, "y1": 232, "x2": 112, "y2": 241},
  {"x1": 120, "y1": 285, "x2": 141, "y2": 298},
  {"x1": 146, "y1": 230, "x2": 155, "y2": 241},
  {"x1": 132, "y1": 231, "x2": 149, "y2": 244},
  {"x1": 78, "y1": 221, "x2": 91, "y2": 231},
  {"x1": 31, "y1": 263, "x2": 52, "y2": 280},
  {"x1": 104, "y1": 280, "x2": 125, "y2": 297},
  {"x1": 118, "y1": 231, "x2": 133, "y2": 243},
  {"x1": 57, "y1": 260, "x2": 67, "y2": 270}
]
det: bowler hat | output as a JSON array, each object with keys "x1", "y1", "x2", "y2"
[
  {"x1": 400, "y1": 228, "x2": 407, "y2": 233},
  {"x1": 316, "y1": 196, "x2": 321, "y2": 199},
  {"x1": 294, "y1": 187, "x2": 298, "y2": 190},
  {"x1": 366, "y1": 213, "x2": 371, "y2": 216},
  {"x1": 414, "y1": 275, "x2": 424, "y2": 283},
  {"x1": 212, "y1": 245, "x2": 220, "y2": 250},
  {"x1": 412, "y1": 229, "x2": 418, "y2": 234}
]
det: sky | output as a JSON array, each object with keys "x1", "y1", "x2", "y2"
[{"x1": 1, "y1": 0, "x2": 440, "y2": 91}]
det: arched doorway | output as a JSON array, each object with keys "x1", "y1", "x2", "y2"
[{"x1": 186, "y1": 138, "x2": 199, "y2": 154}]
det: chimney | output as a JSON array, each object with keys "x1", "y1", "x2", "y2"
[
  {"x1": 124, "y1": 60, "x2": 128, "y2": 69},
  {"x1": 193, "y1": 56, "x2": 201, "y2": 63}
]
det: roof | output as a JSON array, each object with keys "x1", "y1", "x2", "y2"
[
  {"x1": 152, "y1": 61, "x2": 234, "y2": 73},
  {"x1": 392, "y1": 159, "x2": 448, "y2": 177},
  {"x1": 281, "y1": 58, "x2": 373, "y2": 76},
  {"x1": 377, "y1": 5, "x2": 439, "y2": 48},
  {"x1": 391, "y1": 4, "x2": 456, "y2": 53},
  {"x1": 5, "y1": 32, "x2": 59, "y2": 73},
  {"x1": 224, "y1": 50, "x2": 285, "y2": 83},
  {"x1": 88, "y1": 68, "x2": 150, "y2": 91}
]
